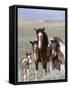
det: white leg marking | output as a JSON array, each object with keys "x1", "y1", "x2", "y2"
[
  {"x1": 23, "y1": 69, "x2": 27, "y2": 81},
  {"x1": 27, "y1": 69, "x2": 29, "y2": 81},
  {"x1": 43, "y1": 69, "x2": 46, "y2": 80},
  {"x1": 49, "y1": 61, "x2": 52, "y2": 72},
  {"x1": 61, "y1": 64, "x2": 64, "y2": 71}
]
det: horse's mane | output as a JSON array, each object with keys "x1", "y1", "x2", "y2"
[
  {"x1": 42, "y1": 31, "x2": 48, "y2": 49},
  {"x1": 55, "y1": 39, "x2": 60, "y2": 52},
  {"x1": 53, "y1": 36, "x2": 64, "y2": 44}
]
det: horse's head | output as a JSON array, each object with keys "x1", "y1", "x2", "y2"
[
  {"x1": 50, "y1": 39, "x2": 56, "y2": 57},
  {"x1": 26, "y1": 52, "x2": 32, "y2": 64},
  {"x1": 34, "y1": 27, "x2": 45, "y2": 49},
  {"x1": 30, "y1": 40, "x2": 38, "y2": 52},
  {"x1": 50, "y1": 38, "x2": 60, "y2": 56},
  {"x1": 30, "y1": 40, "x2": 39, "y2": 60}
]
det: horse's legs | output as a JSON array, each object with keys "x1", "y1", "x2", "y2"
[
  {"x1": 47, "y1": 61, "x2": 52, "y2": 73},
  {"x1": 23, "y1": 69, "x2": 27, "y2": 81},
  {"x1": 20, "y1": 69, "x2": 23, "y2": 81},
  {"x1": 49, "y1": 57, "x2": 53, "y2": 72},
  {"x1": 52, "y1": 58, "x2": 55, "y2": 70},
  {"x1": 27, "y1": 69, "x2": 29, "y2": 81},
  {"x1": 52, "y1": 57, "x2": 61, "y2": 70},
  {"x1": 43, "y1": 63, "x2": 47, "y2": 80},
  {"x1": 56, "y1": 59, "x2": 60, "y2": 70},
  {"x1": 35, "y1": 61, "x2": 38, "y2": 81},
  {"x1": 60, "y1": 64, "x2": 65, "y2": 71}
]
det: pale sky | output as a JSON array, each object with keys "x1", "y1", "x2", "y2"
[{"x1": 18, "y1": 8, "x2": 65, "y2": 21}]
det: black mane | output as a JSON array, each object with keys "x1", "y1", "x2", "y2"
[
  {"x1": 42, "y1": 31, "x2": 48, "y2": 49},
  {"x1": 53, "y1": 36, "x2": 64, "y2": 44}
]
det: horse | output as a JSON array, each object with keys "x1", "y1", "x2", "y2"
[
  {"x1": 49, "y1": 36, "x2": 65, "y2": 58},
  {"x1": 20, "y1": 52, "x2": 32, "y2": 81},
  {"x1": 45, "y1": 43, "x2": 53, "y2": 73},
  {"x1": 33, "y1": 27, "x2": 49, "y2": 79},
  {"x1": 50, "y1": 38, "x2": 64, "y2": 71},
  {"x1": 30, "y1": 40, "x2": 53, "y2": 80},
  {"x1": 30, "y1": 40, "x2": 40, "y2": 80}
]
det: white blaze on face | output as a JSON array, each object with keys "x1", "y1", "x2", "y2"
[{"x1": 38, "y1": 32, "x2": 43, "y2": 49}]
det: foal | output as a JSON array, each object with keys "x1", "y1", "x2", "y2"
[
  {"x1": 20, "y1": 52, "x2": 32, "y2": 81},
  {"x1": 30, "y1": 41, "x2": 39, "y2": 80}
]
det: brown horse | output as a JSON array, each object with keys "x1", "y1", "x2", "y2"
[
  {"x1": 20, "y1": 52, "x2": 32, "y2": 81},
  {"x1": 50, "y1": 38, "x2": 64, "y2": 70},
  {"x1": 34, "y1": 28, "x2": 48, "y2": 78},
  {"x1": 30, "y1": 40, "x2": 40, "y2": 80}
]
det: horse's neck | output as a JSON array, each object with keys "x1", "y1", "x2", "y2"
[
  {"x1": 43, "y1": 33, "x2": 48, "y2": 47},
  {"x1": 44, "y1": 32, "x2": 48, "y2": 41},
  {"x1": 56, "y1": 47, "x2": 60, "y2": 52},
  {"x1": 39, "y1": 32, "x2": 48, "y2": 53},
  {"x1": 22, "y1": 58, "x2": 28, "y2": 63},
  {"x1": 42, "y1": 41, "x2": 48, "y2": 50}
]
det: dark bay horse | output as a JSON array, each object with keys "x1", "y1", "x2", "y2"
[
  {"x1": 30, "y1": 40, "x2": 52, "y2": 80},
  {"x1": 33, "y1": 27, "x2": 49, "y2": 79}
]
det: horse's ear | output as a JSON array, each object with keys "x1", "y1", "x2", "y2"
[
  {"x1": 50, "y1": 40, "x2": 54, "y2": 43},
  {"x1": 43, "y1": 27, "x2": 45, "y2": 31},
  {"x1": 29, "y1": 41, "x2": 33, "y2": 45},
  {"x1": 34, "y1": 28, "x2": 37, "y2": 31}
]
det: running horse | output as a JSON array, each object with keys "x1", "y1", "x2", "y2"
[{"x1": 34, "y1": 27, "x2": 48, "y2": 80}]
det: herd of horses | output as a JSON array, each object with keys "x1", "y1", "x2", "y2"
[{"x1": 20, "y1": 27, "x2": 65, "y2": 81}]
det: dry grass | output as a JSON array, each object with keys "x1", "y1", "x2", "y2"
[{"x1": 18, "y1": 20, "x2": 65, "y2": 82}]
